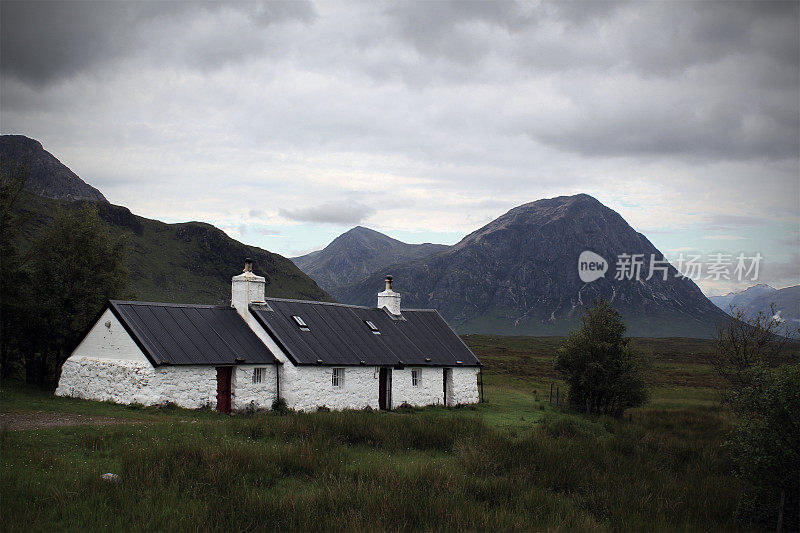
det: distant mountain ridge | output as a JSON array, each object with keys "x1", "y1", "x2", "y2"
[
  {"x1": 0, "y1": 135, "x2": 108, "y2": 203},
  {"x1": 332, "y1": 194, "x2": 730, "y2": 338},
  {"x1": 3, "y1": 136, "x2": 330, "y2": 305},
  {"x1": 711, "y1": 284, "x2": 799, "y2": 337},
  {"x1": 709, "y1": 284, "x2": 777, "y2": 313},
  {"x1": 292, "y1": 226, "x2": 448, "y2": 292}
]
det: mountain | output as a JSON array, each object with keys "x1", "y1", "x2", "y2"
[
  {"x1": 712, "y1": 284, "x2": 799, "y2": 337},
  {"x1": 4, "y1": 137, "x2": 331, "y2": 305},
  {"x1": 0, "y1": 135, "x2": 108, "y2": 203},
  {"x1": 709, "y1": 284, "x2": 777, "y2": 313},
  {"x1": 292, "y1": 226, "x2": 449, "y2": 292},
  {"x1": 333, "y1": 194, "x2": 730, "y2": 338}
]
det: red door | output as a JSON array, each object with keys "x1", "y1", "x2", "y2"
[{"x1": 216, "y1": 367, "x2": 232, "y2": 414}]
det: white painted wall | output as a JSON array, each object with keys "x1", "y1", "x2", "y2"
[
  {"x1": 284, "y1": 366, "x2": 379, "y2": 411},
  {"x1": 232, "y1": 364, "x2": 278, "y2": 411},
  {"x1": 70, "y1": 309, "x2": 149, "y2": 362},
  {"x1": 451, "y1": 367, "x2": 481, "y2": 405},
  {"x1": 56, "y1": 356, "x2": 217, "y2": 408},
  {"x1": 391, "y1": 367, "x2": 445, "y2": 407}
]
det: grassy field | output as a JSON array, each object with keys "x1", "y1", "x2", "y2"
[{"x1": 0, "y1": 336, "x2": 765, "y2": 531}]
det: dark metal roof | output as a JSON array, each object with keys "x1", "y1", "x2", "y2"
[
  {"x1": 249, "y1": 298, "x2": 481, "y2": 367},
  {"x1": 108, "y1": 301, "x2": 280, "y2": 367}
]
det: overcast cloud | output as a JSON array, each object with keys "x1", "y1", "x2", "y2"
[{"x1": 1, "y1": 0, "x2": 797, "y2": 295}]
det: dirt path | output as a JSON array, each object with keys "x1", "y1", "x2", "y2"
[{"x1": 0, "y1": 410, "x2": 137, "y2": 431}]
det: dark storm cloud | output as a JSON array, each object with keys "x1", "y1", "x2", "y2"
[
  {"x1": 280, "y1": 201, "x2": 375, "y2": 225},
  {"x1": 0, "y1": 0, "x2": 796, "y2": 263},
  {"x1": 0, "y1": 0, "x2": 314, "y2": 86}
]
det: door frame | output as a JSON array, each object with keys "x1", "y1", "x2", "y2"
[
  {"x1": 378, "y1": 367, "x2": 392, "y2": 411},
  {"x1": 216, "y1": 366, "x2": 233, "y2": 414},
  {"x1": 443, "y1": 367, "x2": 453, "y2": 407}
]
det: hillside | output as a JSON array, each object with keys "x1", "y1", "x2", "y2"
[
  {"x1": 292, "y1": 226, "x2": 448, "y2": 292},
  {"x1": 13, "y1": 192, "x2": 331, "y2": 304},
  {"x1": 333, "y1": 194, "x2": 730, "y2": 338},
  {"x1": 2, "y1": 134, "x2": 330, "y2": 305},
  {"x1": 0, "y1": 135, "x2": 108, "y2": 203}
]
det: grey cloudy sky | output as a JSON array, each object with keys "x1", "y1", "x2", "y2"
[{"x1": 1, "y1": 0, "x2": 798, "y2": 295}]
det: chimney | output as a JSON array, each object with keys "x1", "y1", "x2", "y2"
[
  {"x1": 231, "y1": 258, "x2": 265, "y2": 317},
  {"x1": 377, "y1": 275, "x2": 401, "y2": 315}
]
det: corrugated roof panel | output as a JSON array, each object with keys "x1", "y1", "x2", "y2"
[
  {"x1": 109, "y1": 301, "x2": 279, "y2": 366},
  {"x1": 251, "y1": 298, "x2": 480, "y2": 367}
]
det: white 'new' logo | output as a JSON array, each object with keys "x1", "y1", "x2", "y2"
[{"x1": 578, "y1": 251, "x2": 608, "y2": 283}]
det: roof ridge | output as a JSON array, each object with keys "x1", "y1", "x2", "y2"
[
  {"x1": 262, "y1": 297, "x2": 375, "y2": 310},
  {"x1": 110, "y1": 300, "x2": 231, "y2": 310},
  {"x1": 261, "y1": 297, "x2": 437, "y2": 313}
]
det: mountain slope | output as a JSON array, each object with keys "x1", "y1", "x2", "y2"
[
  {"x1": 14, "y1": 192, "x2": 332, "y2": 305},
  {"x1": 1, "y1": 135, "x2": 108, "y2": 203},
  {"x1": 709, "y1": 284, "x2": 777, "y2": 313},
  {"x1": 712, "y1": 284, "x2": 799, "y2": 337},
  {"x1": 3, "y1": 136, "x2": 331, "y2": 305},
  {"x1": 292, "y1": 226, "x2": 448, "y2": 292},
  {"x1": 334, "y1": 194, "x2": 730, "y2": 338}
]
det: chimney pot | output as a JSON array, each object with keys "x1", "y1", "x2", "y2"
[
  {"x1": 244, "y1": 258, "x2": 253, "y2": 273},
  {"x1": 378, "y1": 275, "x2": 401, "y2": 315}
]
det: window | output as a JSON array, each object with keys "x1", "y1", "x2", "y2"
[
  {"x1": 292, "y1": 315, "x2": 310, "y2": 331},
  {"x1": 364, "y1": 320, "x2": 380, "y2": 334},
  {"x1": 332, "y1": 368, "x2": 345, "y2": 388},
  {"x1": 252, "y1": 368, "x2": 264, "y2": 384},
  {"x1": 411, "y1": 368, "x2": 421, "y2": 387}
]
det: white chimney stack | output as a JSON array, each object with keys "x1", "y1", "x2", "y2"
[
  {"x1": 377, "y1": 275, "x2": 401, "y2": 315},
  {"x1": 231, "y1": 258, "x2": 265, "y2": 317}
]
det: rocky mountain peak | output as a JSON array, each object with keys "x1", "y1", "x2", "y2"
[
  {"x1": 332, "y1": 194, "x2": 730, "y2": 337},
  {"x1": 0, "y1": 134, "x2": 108, "y2": 203}
]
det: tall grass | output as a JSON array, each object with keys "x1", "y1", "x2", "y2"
[{"x1": 1, "y1": 406, "x2": 742, "y2": 531}]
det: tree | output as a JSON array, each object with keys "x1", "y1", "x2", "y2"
[
  {"x1": 713, "y1": 308, "x2": 800, "y2": 530},
  {"x1": 22, "y1": 205, "x2": 131, "y2": 384},
  {"x1": 709, "y1": 304, "x2": 791, "y2": 399},
  {"x1": 555, "y1": 299, "x2": 648, "y2": 417},
  {"x1": 0, "y1": 165, "x2": 33, "y2": 379}
]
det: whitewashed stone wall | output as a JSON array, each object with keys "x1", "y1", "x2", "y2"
[
  {"x1": 451, "y1": 367, "x2": 481, "y2": 405},
  {"x1": 282, "y1": 366, "x2": 379, "y2": 411},
  {"x1": 232, "y1": 364, "x2": 278, "y2": 411},
  {"x1": 56, "y1": 356, "x2": 217, "y2": 408},
  {"x1": 391, "y1": 367, "x2": 445, "y2": 407}
]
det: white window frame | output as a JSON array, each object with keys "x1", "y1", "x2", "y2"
[
  {"x1": 332, "y1": 368, "x2": 345, "y2": 389},
  {"x1": 252, "y1": 367, "x2": 264, "y2": 384},
  {"x1": 411, "y1": 368, "x2": 421, "y2": 387}
]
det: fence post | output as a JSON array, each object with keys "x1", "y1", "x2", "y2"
[
  {"x1": 556, "y1": 387, "x2": 560, "y2": 407},
  {"x1": 549, "y1": 383, "x2": 553, "y2": 404}
]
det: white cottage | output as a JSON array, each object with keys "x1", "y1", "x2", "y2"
[{"x1": 56, "y1": 260, "x2": 482, "y2": 412}]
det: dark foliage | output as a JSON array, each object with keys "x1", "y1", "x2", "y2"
[
  {"x1": 714, "y1": 308, "x2": 800, "y2": 530},
  {"x1": 555, "y1": 300, "x2": 648, "y2": 417},
  {"x1": 1, "y1": 167, "x2": 131, "y2": 384}
]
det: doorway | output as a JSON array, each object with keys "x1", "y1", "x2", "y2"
[
  {"x1": 216, "y1": 366, "x2": 232, "y2": 414},
  {"x1": 443, "y1": 368, "x2": 453, "y2": 406},
  {"x1": 379, "y1": 367, "x2": 392, "y2": 411}
]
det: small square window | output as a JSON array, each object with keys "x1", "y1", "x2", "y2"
[
  {"x1": 253, "y1": 368, "x2": 264, "y2": 384},
  {"x1": 411, "y1": 368, "x2": 421, "y2": 387},
  {"x1": 332, "y1": 368, "x2": 345, "y2": 388},
  {"x1": 364, "y1": 320, "x2": 380, "y2": 334}
]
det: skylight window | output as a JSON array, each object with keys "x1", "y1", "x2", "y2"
[
  {"x1": 364, "y1": 320, "x2": 380, "y2": 334},
  {"x1": 291, "y1": 315, "x2": 310, "y2": 331}
]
